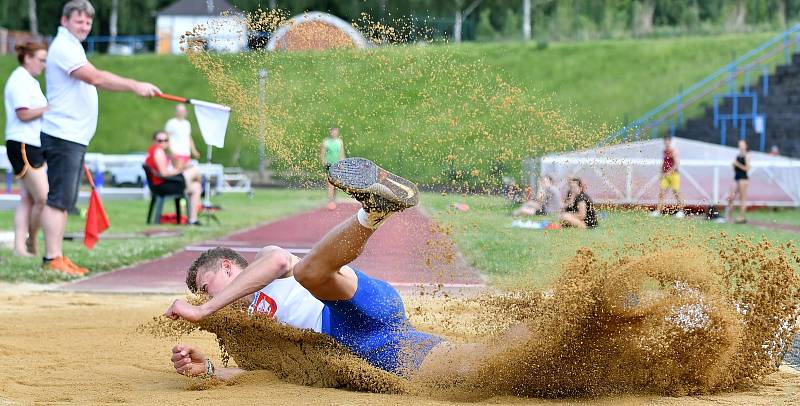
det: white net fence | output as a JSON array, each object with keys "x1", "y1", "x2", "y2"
[{"x1": 529, "y1": 138, "x2": 800, "y2": 207}]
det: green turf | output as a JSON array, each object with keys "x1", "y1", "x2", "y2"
[
  {"x1": 421, "y1": 193, "x2": 799, "y2": 289},
  {"x1": 0, "y1": 33, "x2": 779, "y2": 184},
  {"x1": 745, "y1": 208, "x2": 800, "y2": 227},
  {"x1": 0, "y1": 189, "x2": 325, "y2": 283}
]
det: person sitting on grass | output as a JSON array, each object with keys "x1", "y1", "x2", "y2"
[
  {"x1": 559, "y1": 177, "x2": 598, "y2": 229},
  {"x1": 513, "y1": 175, "x2": 561, "y2": 217},
  {"x1": 144, "y1": 130, "x2": 202, "y2": 225}
]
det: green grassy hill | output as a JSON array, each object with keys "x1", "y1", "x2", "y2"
[{"x1": 0, "y1": 33, "x2": 775, "y2": 184}]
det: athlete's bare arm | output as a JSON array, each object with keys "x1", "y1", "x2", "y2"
[
  {"x1": 171, "y1": 344, "x2": 244, "y2": 380},
  {"x1": 164, "y1": 246, "x2": 294, "y2": 322}
]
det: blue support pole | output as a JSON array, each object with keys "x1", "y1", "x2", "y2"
[
  {"x1": 669, "y1": 121, "x2": 676, "y2": 137},
  {"x1": 744, "y1": 70, "x2": 751, "y2": 93},
  {"x1": 5, "y1": 172, "x2": 11, "y2": 193},
  {"x1": 732, "y1": 95, "x2": 738, "y2": 128},
  {"x1": 762, "y1": 66, "x2": 769, "y2": 96},
  {"x1": 721, "y1": 120, "x2": 727, "y2": 146},
  {"x1": 652, "y1": 126, "x2": 658, "y2": 139},
  {"x1": 677, "y1": 84, "x2": 684, "y2": 125},
  {"x1": 713, "y1": 95, "x2": 719, "y2": 128},
  {"x1": 785, "y1": 34, "x2": 791, "y2": 64},
  {"x1": 740, "y1": 117, "x2": 746, "y2": 140},
  {"x1": 728, "y1": 64, "x2": 736, "y2": 94},
  {"x1": 760, "y1": 117, "x2": 766, "y2": 152}
]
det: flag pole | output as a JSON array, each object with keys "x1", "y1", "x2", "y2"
[{"x1": 204, "y1": 144, "x2": 212, "y2": 207}]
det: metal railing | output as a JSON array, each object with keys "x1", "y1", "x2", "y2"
[{"x1": 602, "y1": 24, "x2": 800, "y2": 146}]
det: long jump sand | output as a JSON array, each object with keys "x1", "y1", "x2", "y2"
[{"x1": 1, "y1": 285, "x2": 799, "y2": 405}]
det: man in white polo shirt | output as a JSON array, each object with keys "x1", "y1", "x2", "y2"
[
  {"x1": 164, "y1": 103, "x2": 199, "y2": 170},
  {"x1": 40, "y1": 0, "x2": 161, "y2": 276}
]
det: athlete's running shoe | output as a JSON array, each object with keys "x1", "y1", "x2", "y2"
[{"x1": 327, "y1": 157, "x2": 419, "y2": 213}]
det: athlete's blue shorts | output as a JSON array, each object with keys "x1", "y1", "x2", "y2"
[{"x1": 320, "y1": 269, "x2": 443, "y2": 375}]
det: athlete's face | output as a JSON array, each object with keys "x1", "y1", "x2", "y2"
[
  {"x1": 175, "y1": 104, "x2": 187, "y2": 119},
  {"x1": 61, "y1": 11, "x2": 93, "y2": 41},
  {"x1": 195, "y1": 259, "x2": 240, "y2": 297}
]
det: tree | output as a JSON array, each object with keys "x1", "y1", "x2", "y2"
[
  {"x1": 633, "y1": 0, "x2": 655, "y2": 36},
  {"x1": 475, "y1": 8, "x2": 497, "y2": 41},
  {"x1": 454, "y1": 0, "x2": 483, "y2": 43},
  {"x1": 522, "y1": 0, "x2": 530, "y2": 40},
  {"x1": 28, "y1": 0, "x2": 38, "y2": 35},
  {"x1": 501, "y1": 8, "x2": 520, "y2": 40}
]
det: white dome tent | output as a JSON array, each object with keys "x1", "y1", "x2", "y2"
[
  {"x1": 533, "y1": 137, "x2": 800, "y2": 207},
  {"x1": 266, "y1": 12, "x2": 369, "y2": 51}
]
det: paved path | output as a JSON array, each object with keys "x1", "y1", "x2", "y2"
[{"x1": 63, "y1": 203, "x2": 485, "y2": 294}]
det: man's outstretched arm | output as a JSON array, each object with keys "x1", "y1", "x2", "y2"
[
  {"x1": 72, "y1": 62, "x2": 160, "y2": 96},
  {"x1": 164, "y1": 247, "x2": 295, "y2": 322}
]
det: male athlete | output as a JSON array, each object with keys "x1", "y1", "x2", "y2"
[{"x1": 165, "y1": 157, "x2": 448, "y2": 379}]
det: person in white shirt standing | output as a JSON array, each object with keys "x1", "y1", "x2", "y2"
[
  {"x1": 4, "y1": 42, "x2": 49, "y2": 257},
  {"x1": 164, "y1": 103, "x2": 199, "y2": 170},
  {"x1": 39, "y1": 0, "x2": 161, "y2": 276}
]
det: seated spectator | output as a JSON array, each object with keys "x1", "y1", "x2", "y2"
[
  {"x1": 559, "y1": 177, "x2": 598, "y2": 229},
  {"x1": 144, "y1": 130, "x2": 202, "y2": 225},
  {"x1": 513, "y1": 175, "x2": 561, "y2": 216}
]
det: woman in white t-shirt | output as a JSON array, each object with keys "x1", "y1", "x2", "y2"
[{"x1": 4, "y1": 43, "x2": 49, "y2": 256}]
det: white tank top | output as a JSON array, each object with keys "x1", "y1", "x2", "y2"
[{"x1": 248, "y1": 276, "x2": 324, "y2": 332}]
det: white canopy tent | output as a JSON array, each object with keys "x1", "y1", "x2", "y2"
[{"x1": 533, "y1": 137, "x2": 800, "y2": 207}]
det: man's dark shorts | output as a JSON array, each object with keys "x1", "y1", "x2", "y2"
[
  {"x1": 5, "y1": 140, "x2": 45, "y2": 178},
  {"x1": 41, "y1": 132, "x2": 87, "y2": 211}
]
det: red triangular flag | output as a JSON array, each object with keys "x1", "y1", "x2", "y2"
[
  {"x1": 83, "y1": 166, "x2": 109, "y2": 250},
  {"x1": 84, "y1": 187, "x2": 109, "y2": 250}
]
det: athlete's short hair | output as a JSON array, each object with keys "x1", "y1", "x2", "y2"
[
  {"x1": 63, "y1": 0, "x2": 95, "y2": 19},
  {"x1": 186, "y1": 247, "x2": 249, "y2": 293}
]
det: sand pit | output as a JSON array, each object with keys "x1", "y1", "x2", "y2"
[{"x1": 2, "y1": 264, "x2": 800, "y2": 405}]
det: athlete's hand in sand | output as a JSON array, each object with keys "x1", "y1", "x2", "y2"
[
  {"x1": 171, "y1": 344, "x2": 207, "y2": 376},
  {"x1": 133, "y1": 81, "x2": 161, "y2": 98},
  {"x1": 164, "y1": 299, "x2": 208, "y2": 322}
]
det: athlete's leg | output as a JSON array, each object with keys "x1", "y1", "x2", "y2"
[
  {"x1": 560, "y1": 212, "x2": 587, "y2": 228},
  {"x1": 293, "y1": 215, "x2": 373, "y2": 300},
  {"x1": 655, "y1": 180, "x2": 667, "y2": 213},
  {"x1": 13, "y1": 187, "x2": 33, "y2": 256},
  {"x1": 738, "y1": 179, "x2": 749, "y2": 220},
  {"x1": 725, "y1": 183, "x2": 738, "y2": 222},
  {"x1": 21, "y1": 167, "x2": 48, "y2": 255},
  {"x1": 294, "y1": 157, "x2": 419, "y2": 301}
]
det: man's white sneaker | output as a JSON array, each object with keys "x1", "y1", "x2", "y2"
[
  {"x1": 674, "y1": 211, "x2": 686, "y2": 218},
  {"x1": 649, "y1": 210, "x2": 661, "y2": 217}
]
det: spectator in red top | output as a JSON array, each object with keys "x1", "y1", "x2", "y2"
[{"x1": 145, "y1": 130, "x2": 202, "y2": 225}]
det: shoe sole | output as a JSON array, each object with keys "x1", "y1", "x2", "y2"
[{"x1": 327, "y1": 157, "x2": 419, "y2": 212}]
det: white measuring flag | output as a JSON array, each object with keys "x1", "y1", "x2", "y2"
[{"x1": 191, "y1": 99, "x2": 231, "y2": 148}]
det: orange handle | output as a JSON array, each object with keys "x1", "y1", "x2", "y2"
[
  {"x1": 83, "y1": 164, "x2": 96, "y2": 189},
  {"x1": 156, "y1": 93, "x2": 189, "y2": 103}
]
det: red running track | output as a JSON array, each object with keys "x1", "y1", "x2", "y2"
[{"x1": 64, "y1": 203, "x2": 485, "y2": 294}]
